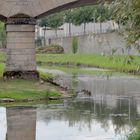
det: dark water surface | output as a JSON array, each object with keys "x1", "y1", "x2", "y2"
[{"x1": 1, "y1": 72, "x2": 140, "y2": 140}]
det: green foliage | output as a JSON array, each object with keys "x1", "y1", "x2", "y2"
[
  {"x1": 39, "y1": 5, "x2": 112, "y2": 35},
  {"x1": 39, "y1": 12, "x2": 64, "y2": 37},
  {"x1": 39, "y1": 12, "x2": 64, "y2": 30},
  {"x1": 72, "y1": 36, "x2": 78, "y2": 54},
  {"x1": 36, "y1": 44, "x2": 64, "y2": 54},
  {"x1": 41, "y1": 65, "x2": 127, "y2": 77},
  {"x1": 128, "y1": 123, "x2": 140, "y2": 140},
  {"x1": 64, "y1": 9, "x2": 73, "y2": 23},
  {"x1": 112, "y1": 0, "x2": 140, "y2": 49},
  {"x1": 35, "y1": 37, "x2": 43, "y2": 47},
  {"x1": 0, "y1": 63, "x2": 5, "y2": 77},
  {"x1": 39, "y1": 71, "x2": 54, "y2": 81},
  {"x1": 0, "y1": 22, "x2": 6, "y2": 48},
  {"x1": 0, "y1": 52, "x2": 6, "y2": 62},
  {"x1": 49, "y1": 44, "x2": 62, "y2": 48},
  {"x1": 70, "y1": 6, "x2": 93, "y2": 26},
  {"x1": 96, "y1": 4, "x2": 112, "y2": 22},
  {"x1": 37, "y1": 54, "x2": 140, "y2": 73},
  {"x1": 64, "y1": 5, "x2": 111, "y2": 26},
  {"x1": 0, "y1": 79, "x2": 61, "y2": 100}
]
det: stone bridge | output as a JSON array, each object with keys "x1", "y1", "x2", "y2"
[{"x1": 0, "y1": 0, "x2": 111, "y2": 79}]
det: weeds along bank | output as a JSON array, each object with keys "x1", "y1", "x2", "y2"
[
  {"x1": 0, "y1": 52, "x2": 140, "y2": 74},
  {"x1": 37, "y1": 54, "x2": 140, "y2": 74},
  {"x1": 0, "y1": 53, "x2": 68, "y2": 102}
]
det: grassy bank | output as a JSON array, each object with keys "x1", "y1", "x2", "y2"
[
  {"x1": 0, "y1": 79, "x2": 61, "y2": 102},
  {"x1": 0, "y1": 63, "x2": 5, "y2": 77},
  {"x1": 1, "y1": 52, "x2": 140, "y2": 73},
  {"x1": 127, "y1": 123, "x2": 140, "y2": 140},
  {"x1": 37, "y1": 54, "x2": 140, "y2": 74},
  {"x1": 40, "y1": 65, "x2": 128, "y2": 77},
  {"x1": 0, "y1": 56, "x2": 62, "y2": 102},
  {"x1": 0, "y1": 53, "x2": 139, "y2": 101},
  {"x1": 0, "y1": 52, "x2": 6, "y2": 62}
]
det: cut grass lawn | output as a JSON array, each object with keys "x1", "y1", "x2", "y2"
[
  {"x1": 0, "y1": 62, "x2": 61, "y2": 101},
  {"x1": 0, "y1": 79, "x2": 61, "y2": 101}
]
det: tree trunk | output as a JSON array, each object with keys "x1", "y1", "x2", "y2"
[
  {"x1": 93, "y1": 13, "x2": 96, "y2": 33},
  {"x1": 84, "y1": 23, "x2": 86, "y2": 35},
  {"x1": 55, "y1": 29, "x2": 58, "y2": 37},
  {"x1": 100, "y1": 22, "x2": 102, "y2": 33},
  {"x1": 43, "y1": 27, "x2": 46, "y2": 47},
  {"x1": 69, "y1": 23, "x2": 71, "y2": 37}
]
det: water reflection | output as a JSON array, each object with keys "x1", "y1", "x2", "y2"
[
  {"x1": 38, "y1": 98, "x2": 140, "y2": 140},
  {"x1": 0, "y1": 95, "x2": 140, "y2": 140},
  {"x1": 6, "y1": 107, "x2": 36, "y2": 140},
  {"x1": 0, "y1": 107, "x2": 7, "y2": 140},
  {"x1": 1, "y1": 75, "x2": 140, "y2": 140}
]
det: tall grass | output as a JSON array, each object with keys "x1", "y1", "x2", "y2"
[
  {"x1": 1, "y1": 52, "x2": 140, "y2": 73},
  {"x1": 72, "y1": 36, "x2": 78, "y2": 54},
  {"x1": 128, "y1": 123, "x2": 140, "y2": 140},
  {"x1": 37, "y1": 54, "x2": 140, "y2": 73}
]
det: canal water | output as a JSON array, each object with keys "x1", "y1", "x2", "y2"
[{"x1": 1, "y1": 68, "x2": 140, "y2": 140}]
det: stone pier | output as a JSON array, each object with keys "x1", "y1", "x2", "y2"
[
  {"x1": 0, "y1": 0, "x2": 109, "y2": 80},
  {"x1": 3, "y1": 18, "x2": 39, "y2": 80}
]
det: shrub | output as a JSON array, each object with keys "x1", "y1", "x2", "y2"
[
  {"x1": 72, "y1": 36, "x2": 78, "y2": 54},
  {"x1": 36, "y1": 44, "x2": 64, "y2": 54},
  {"x1": 127, "y1": 123, "x2": 140, "y2": 140},
  {"x1": 35, "y1": 37, "x2": 43, "y2": 47}
]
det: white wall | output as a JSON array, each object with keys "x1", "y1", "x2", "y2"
[
  {"x1": 48, "y1": 32, "x2": 139, "y2": 55},
  {"x1": 63, "y1": 21, "x2": 118, "y2": 36},
  {"x1": 36, "y1": 26, "x2": 64, "y2": 39},
  {"x1": 36, "y1": 21, "x2": 118, "y2": 39}
]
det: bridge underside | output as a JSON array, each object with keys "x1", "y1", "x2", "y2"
[
  {"x1": 0, "y1": 0, "x2": 111, "y2": 80},
  {"x1": 36, "y1": 0, "x2": 109, "y2": 19}
]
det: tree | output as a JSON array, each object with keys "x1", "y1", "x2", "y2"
[
  {"x1": 39, "y1": 12, "x2": 64, "y2": 38},
  {"x1": 71, "y1": 6, "x2": 93, "y2": 34},
  {"x1": 96, "y1": 4, "x2": 111, "y2": 33},
  {"x1": 112, "y1": 0, "x2": 140, "y2": 50},
  {"x1": 64, "y1": 5, "x2": 111, "y2": 34},
  {"x1": 64, "y1": 9, "x2": 73, "y2": 36},
  {"x1": 72, "y1": 36, "x2": 78, "y2": 54}
]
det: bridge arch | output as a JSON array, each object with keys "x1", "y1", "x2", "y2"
[
  {"x1": 36, "y1": 0, "x2": 104, "y2": 19},
  {"x1": 0, "y1": 14, "x2": 7, "y2": 22},
  {"x1": 1, "y1": 0, "x2": 112, "y2": 79},
  {"x1": 10, "y1": 13, "x2": 31, "y2": 18}
]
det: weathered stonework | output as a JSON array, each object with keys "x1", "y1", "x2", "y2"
[
  {"x1": 3, "y1": 71, "x2": 39, "y2": 80},
  {"x1": 0, "y1": 0, "x2": 111, "y2": 79},
  {"x1": 0, "y1": 0, "x2": 110, "y2": 19},
  {"x1": 4, "y1": 18, "x2": 39, "y2": 80}
]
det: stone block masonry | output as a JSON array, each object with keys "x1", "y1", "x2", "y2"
[
  {"x1": 0, "y1": 0, "x2": 112, "y2": 79},
  {"x1": 6, "y1": 24, "x2": 36, "y2": 71},
  {"x1": 3, "y1": 19, "x2": 39, "y2": 80}
]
